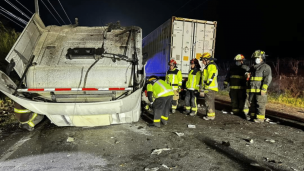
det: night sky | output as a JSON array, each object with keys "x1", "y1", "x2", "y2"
[{"x1": 1, "y1": 0, "x2": 304, "y2": 61}]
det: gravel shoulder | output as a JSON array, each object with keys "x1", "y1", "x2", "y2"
[{"x1": 0, "y1": 105, "x2": 303, "y2": 171}]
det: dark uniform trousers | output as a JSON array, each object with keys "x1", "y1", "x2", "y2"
[
  {"x1": 153, "y1": 96, "x2": 173, "y2": 125},
  {"x1": 185, "y1": 90, "x2": 197, "y2": 113},
  {"x1": 247, "y1": 93, "x2": 267, "y2": 119},
  {"x1": 205, "y1": 90, "x2": 216, "y2": 117},
  {"x1": 229, "y1": 89, "x2": 249, "y2": 115}
]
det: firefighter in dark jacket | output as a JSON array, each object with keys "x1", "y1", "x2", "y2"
[
  {"x1": 246, "y1": 50, "x2": 272, "y2": 123},
  {"x1": 147, "y1": 76, "x2": 174, "y2": 127},
  {"x1": 200, "y1": 52, "x2": 218, "y2": 120},
  {"x1": 224, "y1": 54, "x2": 250, "y2": 119},
  {"x1": 184, "y1": 59, "x2": 201, "y2": 116}
]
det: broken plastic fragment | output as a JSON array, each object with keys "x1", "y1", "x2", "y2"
[
  {"x1": 174, "y1": 132, "x2": 185, "y2": 137},
  {"x1": 145, "y1": 167, "x2": 159, "y2": 171},
  {"x1": 67, "y1": 137, "x2": 74, "y2": 142},
  {"x1": 151, "y1": 148, "x2": 171, "y2": 155},
  {"x1": 188, "y1": 125, "x2": 196, "y2": 128},
  {"x1": 250, "y1": 163, "x2": 260, "y2": 167},
  {"x1": 265, "y1": 139, "x2": 275, "y2": 143},
  {"x1": 162, "y1": 164, "x2": 169, "y2": 169}
]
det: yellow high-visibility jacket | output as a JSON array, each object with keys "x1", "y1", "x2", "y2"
[
  {"x1": 165, "y1": 68, "x2": 183, "y2": 90},
  {"x1": 201, "y1": 61, "x2": 218, "y2": 92},
  {"x1": 147, "y1": 79, "x2": 174, "y2": 102},
  {"x1": 186, "y1": 68, "x2": 201, "y2": 91}
]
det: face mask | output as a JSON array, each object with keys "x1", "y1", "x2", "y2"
[
  {"x1": 255, "y1": 58, "x2": 261, "y2": 64},
  {"x1": 235, "y1": 61, "x2": 242, "y2": 66}
]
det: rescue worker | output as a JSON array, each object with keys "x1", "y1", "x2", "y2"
[
  {"x1": 224, "y1": 54, "x2": 250, "y2": 119},
  {"x1": 200, "y1": 52, "x2": 218, "y2": 120},
  {"x1": 184, "y1": 59, "x2": 201, "y2": 116},
  {"x1": 14, "y1": 102, "x2": 44, "y2": 131},
  {"x1": 165, "y1": 59, "x2": 182, "y2": 113},
  {"x1": 246, "y1": 50, "x2": 272, "y2": 123},
  {"x1": 147, "y1": 75, "x2": 174, "y2": 127}
]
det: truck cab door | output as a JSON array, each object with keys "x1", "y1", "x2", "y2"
[{"x1": 5, "y1": 14, "x2": 45, "y2": 78}]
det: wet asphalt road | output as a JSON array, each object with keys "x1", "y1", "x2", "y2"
[{"x1": 0, "y1": 105, "x2": 304, "y2": 171}]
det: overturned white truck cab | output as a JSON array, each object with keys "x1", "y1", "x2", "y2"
[{"x1": 0, "y1": 14, "x2": 145, "y2": 128}]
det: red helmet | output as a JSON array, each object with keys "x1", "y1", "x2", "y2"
[{"x1": 168, "y1": 59, "x2": 177, "y2": 66}]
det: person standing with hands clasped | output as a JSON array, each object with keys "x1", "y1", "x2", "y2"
[
  {"x1": 246, "y1": 50, "x2": 272, "y2": 123},
  {"x1": 184, "y1": 59, "x2": 201, "y2": 116}
]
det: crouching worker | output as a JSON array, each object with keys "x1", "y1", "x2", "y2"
[
  {"x1": 14, "y1": 102, "x2": 44, "y2": 131},
  {"x1": 147, "y1": 76, "x2": 174, "y2": 127}
]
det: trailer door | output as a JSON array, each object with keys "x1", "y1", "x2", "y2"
[
  {"x1": 171, "y1": 21, "x2": 183, "y2": 70},
  {"x1": 193, "y1": 22, "x2": 216, "y2": 62},
  {"x1": 180, "y1": 21, "x2": 194, "y2": 74}
]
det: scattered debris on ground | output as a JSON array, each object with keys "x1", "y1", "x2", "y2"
[
  {"x1": 144, "y1": 167, "x2": 159, "y2": 171},
  {"x1": 222, "y1": 141, "x2": 230, "y2": 147},
  {"x1": 151, "y1": 148, "x2": 171, "y2": 155},
  {"x1": 174, "y1": 132, "x2": 184, "y2": 137},
  {"x1": 161, "y1": 164, "x2": 169, "y2": 169},
  {"x1": 265, "y1": 139, "x2": 276, "y2": 143},
  {"x1": 222, "y1": 110, "x2": 227, "y2": 114},
  {"x1": 244, "y1": 138, "x2": 254, "y2": 144},
  {"x1": 188, "y1": 125, "x2": 196, "y2": 128},
  {"x1": 67, "y1": 137, "x2": 74, "y2": 142},
  {"x1": 138, "y1": 126, "x2": 144, "y2": 129}
]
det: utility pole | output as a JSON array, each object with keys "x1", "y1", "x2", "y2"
[{"x1": 35, "y1": 0, "x2": 39, "y2": 16}]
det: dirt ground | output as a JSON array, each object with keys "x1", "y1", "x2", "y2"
[{"x1": 0, "y1": 104, "x2": 303, "y2": 171}]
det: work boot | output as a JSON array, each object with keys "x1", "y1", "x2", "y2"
[
  {"x1": 161, "y1": 121, "x2": 168, "y2": 125},
  {"x1": 172, "y1": 109, "x2": 176, "y2": 114},
  {"x1": 254, "y1": 119, "x2": 264, "y2": 123},
  {"x1": 189, "y1": 112, "x2": 196, "y2": 116},
  {"x1": 203, "y1": 116, "x2": 215, "y2": 120},
  {"x1": 244, "y1": 114, "x2": 251, "y2": 121},
  {"x1": 183, "y1": 109, "x2": 190, "y2": 114},
  {"x1": 19, "y1": 123, "x2": 34, "y2": 132}
]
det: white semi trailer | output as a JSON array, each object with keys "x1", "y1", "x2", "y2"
[
  {"x1": 143, "y1": 16, "x2": 217, "y2": 77},
  {"x1": 0, "y1": 14, "x2": 145, "y2": 127}
]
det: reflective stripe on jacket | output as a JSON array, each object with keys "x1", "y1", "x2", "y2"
[
  {"x1": 147, "y1": 79, "x2": 174, "y2": 98},
  {"x1": 247, "y1": 62, "x2": 272, "y2": 93},
  {"x1": 201, "y1": 61, "x2": 218, "y2": 92},
  {"x1": 165, "y1": 68, "x2": 183, "y2": 90},
  {"x1": 224, "y1": 64, "x2": 250, "y2": 89},
  {"x1": 186, "y1": 68, "x2": 201, "y2": 90}
]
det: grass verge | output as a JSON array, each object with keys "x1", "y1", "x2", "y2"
[{"x1": 217, "y1": 90, "x2": 304, "y2": 108}]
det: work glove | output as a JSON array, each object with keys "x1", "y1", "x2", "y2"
[
  {"x1": 149, "y1": 102, "x2": 153, "y2": 109},
  {"x1": 261, "y1": 90, "x2": 267, "y2": 96},
  {"x1": 199, "y1": 89, "x2": 205, "y2": 97},
  {"x1": 245, "y1": 72, "x2": 251, "y2": 81},
  {"x1": 177, "y1": 86, "x2": 182, "y2": 92}
]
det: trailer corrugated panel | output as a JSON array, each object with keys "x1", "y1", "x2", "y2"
[
  {"x1": 143, "y1": 16, "x2": 217, "y2": 77},
  {"x1": 142, "y1": 19, "x2": 171, "y2": 77}
]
